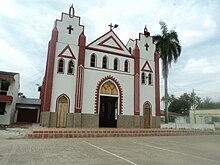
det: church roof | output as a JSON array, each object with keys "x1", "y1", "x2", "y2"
[{"x1": 86, "y1": 30, "x2": 133, "y2": 58}]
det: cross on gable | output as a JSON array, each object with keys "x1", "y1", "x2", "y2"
[
  {"x1": 108, "y1": 23, "x2": 114, "y2": 30},
  {"x1": 145, "y1": 43, "x2": 149, "y2": 51},
  {"x1": 67, "y1": 25, "x2": 73, "y2": 34}
]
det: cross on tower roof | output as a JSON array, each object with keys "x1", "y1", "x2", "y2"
[
  {"x1": 67, "y1": 25, "x2": 73, "y2": 34},
  {"x1": 145, "y1": 43, "x2": 149, "y2": 51}
]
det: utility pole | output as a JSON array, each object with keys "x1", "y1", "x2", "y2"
[{"x1": 192, "y1": 89, "x2": 196, "y2": 124}]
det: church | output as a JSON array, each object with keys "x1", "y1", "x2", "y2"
[{"x1": 40, "y1": 5, "x2": 160, "y2": 128}]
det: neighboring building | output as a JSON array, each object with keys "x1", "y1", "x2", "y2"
[
  {"x1": 0, "y1": 71, "x2": 19, "y2": 125},
  {"x1": 40, "y1": 5, "x2": 160, "y2": 128},
  {"x1": 15, "y1": 98, "x2": 41, "y2": 123},
  {"x1": 190, "y1": 109, "x2": 220, "y2": 125}
]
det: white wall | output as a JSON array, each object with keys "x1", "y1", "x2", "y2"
[
  {"x1": 50, "y1": 43, "x2": 79, "y2": 112},
  {"x1": 126, "y1": 34, "x2": 157, "y2": 117},
  {"x1": 0, "y1": 74, "x2": 19, "y2": 125},
  {"x1": 57, "y1": 13, "x2": 83, "y2": 45},
  {"x1": 190, "y1": 109, "x2": 220, "y2": 124},
  {"x1": 138, "y1": 34, "x2": 156, "y2": 116},
  {"x1": 50, "y1": 13, "x2": 83, "y2": 113},
  {"x1": 161, "y1": 123, "x2": 215, "y2": 131},
  {"x1": 82, "y1": 50, "x2": 134, "y2": 115}
]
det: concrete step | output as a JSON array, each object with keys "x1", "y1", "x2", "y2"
[{"x1": 27, "y1": 125, "x2": 215, "y2": 139}]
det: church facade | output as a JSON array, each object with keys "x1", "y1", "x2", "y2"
[{"x1": 40, "y1": 5, "x2": 160, "y2": 128}]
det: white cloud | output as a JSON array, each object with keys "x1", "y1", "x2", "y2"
[
  {"x1": 0, "y1": 0, "x2": 220, "y2": 101},
  {"x1": 184, "y1": 58, "x2": 219, "y2": 74}
]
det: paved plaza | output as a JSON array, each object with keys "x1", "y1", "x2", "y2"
[{"x1": 0, "y1": 134, "x2": 220, "y2": 165}]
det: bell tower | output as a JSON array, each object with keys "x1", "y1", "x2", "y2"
[{"x1": 40, "y1": 5, "x2": 86, "y2": 126}]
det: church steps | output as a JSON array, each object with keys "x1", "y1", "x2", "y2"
[{"x1": 27, "y1": 124, "x2": 214, "y2": 139}]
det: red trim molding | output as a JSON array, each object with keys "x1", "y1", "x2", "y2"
[
  {"x1": 98, "y1": 36, "x2": 123, "y2": 50},
  {"x1": 94, "y1": 75, "x2": 123, "y2": 114},
  {"x1": 78, "y1": 32, "x2": 86, "y2": 66},
  {"x1": 154, "y1": 51, "x2": 160, "y2": 116},
  {"x1": 133, "y1": 40, "x2": 140, "y2": 115},
  {"x1": 86, "y1": 47, "x2": 133, "y2": 58},
  {"x1": 58, "y1": 45, "x2": 76, "y2": 59},
  {"x1": 141, "y1": 60, "x2": 153, "y2": 72},
  {"x1": 74, "y1": 65, "x2": 84, "y2": 113},
  {"x1": 74, "y1": 32, "x2": 86, "y2": 113},
  {"x1": 0, "y1": 95, "x2": 13, "y2": 103},
  {"x1": 87, "y1": 30, "x2": 132, "y2": 57},
  {"x1": 41, "y1": 25, "x2": 58, "y2": 112}
]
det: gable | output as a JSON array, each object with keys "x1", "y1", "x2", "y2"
[
  {"x1": 58, "y1": 45, "x2": 76, "y2": 59},
  {"x1": 86, "y1": 30, "x2": 132, "y2": 58},
  {"x1": 141, "y1": 60, "x2": 153, "y2": 72}
]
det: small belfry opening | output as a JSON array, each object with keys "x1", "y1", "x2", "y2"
[{"x1": 99, "y1": 81, "x2": 119, "y2": 128}]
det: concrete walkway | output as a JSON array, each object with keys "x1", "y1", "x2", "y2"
[
  {"x1": 0, "y1": 128, "x2": 28, "y2": 139},
  {"x1": 0, "y1": 135, "x2": 220, "y2": 165}
]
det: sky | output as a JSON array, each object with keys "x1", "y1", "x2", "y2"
[{"x1": 0, "y1": 0, "x2": 220, "y2": 102}]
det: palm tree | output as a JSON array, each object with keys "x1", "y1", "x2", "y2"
[{"x1": 153, "y1": 21, "x2": 182, "y2": 123}]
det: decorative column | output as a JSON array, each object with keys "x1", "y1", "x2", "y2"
[
  {"x1": 74, "y1": 32, "x2": 86, "y2": 113},
  {"x1": 42, "y1": 24, "x2": 58, "y2": 112},
  {"x1": 133, "y1": 40, "x2": 140, "y2": 116},
  {"x1": 154, "y1": 51, "x2": 161, "y2": 127}
]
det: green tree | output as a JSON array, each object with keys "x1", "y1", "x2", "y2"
[
  {"x1": 179, "y1": 92, "x2": 201, "y2": 109},
  {"x1": 161, "y1": 94, "x2": 176, "y2": 104},
  {"x1": 197, "y1": 97, "x2": 220, "y2": 109},
  {"x1": 153, "y1": 21, "x2": 182, "y2": 123},
  {"x1": 168, "y1": 99, "x2": 191, "y2": 115}
]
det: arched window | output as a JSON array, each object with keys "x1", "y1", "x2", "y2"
[
  {"x1": 68, "y1": 60, "x2": 74, "y2": 75},
  {"x1": 148, "y1": 73, "x2": 153, "y2": 85},
  {"x1": 90, "y1": 54, "x2": 96, "y2": 67},
  {"x1": 58, "y1": 58, "x2": 64, "y2": 73},
  {"x1": 124, "y1": 60, "x2": 129, "y2": 72},
  {"x1": 102, "y1": 56, "x2": 108, "y2": 69},
  {"x1": 100, "y1": 81, "x2": 118, "y2": 95},
  {"x1": 114, "y1": 58, "x2": 119, "y2": 70},
  {"x1": 129, "y1": 47, "x2": 132, "y2": 53},
  {"x1": 141, "y1": 72, "x2": 146, "y2": 84}
]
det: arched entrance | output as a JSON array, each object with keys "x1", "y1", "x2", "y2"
[
  {"x1": 56, "y1": 95, "x2": 68, "y2": 128},
  {"x1": 99, "y1": 81, "x2": 118, "y2": 128},
  {"x1": 143, "y1": 101, "x2": 152, "y2": 128}
]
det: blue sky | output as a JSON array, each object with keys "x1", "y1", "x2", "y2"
[{"x1": 0, "y1": 0, "x2": 220, "y2": 101}]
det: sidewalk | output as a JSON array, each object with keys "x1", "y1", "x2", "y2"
[{"x1": 0, "y1": 128, "x2": 28, "y2": 139}]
